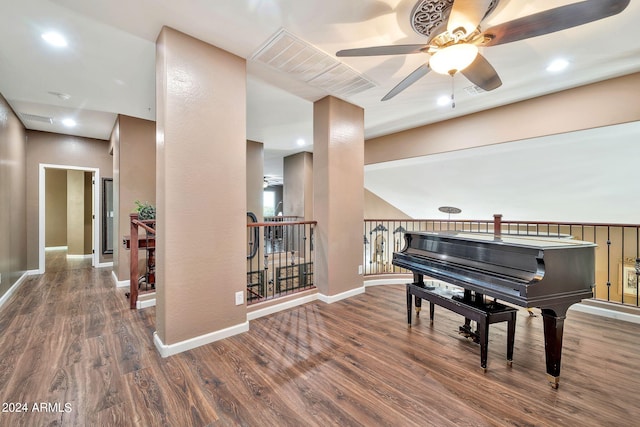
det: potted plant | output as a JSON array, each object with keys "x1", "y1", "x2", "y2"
[{"x1": 135, "y1": 200, "x2": 156, "y2": 222}]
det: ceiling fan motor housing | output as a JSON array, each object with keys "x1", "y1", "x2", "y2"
[{"x1": 410, "y1": 0, "x2": 500, "y2": 40}]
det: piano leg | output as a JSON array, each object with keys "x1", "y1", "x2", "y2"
[
  {"x1": 506, "y1": 310, "x2": 516, "y2": 367},
  {"x1": 478, "y1": 320, "x2": 488, "y2": 372},
  {"x1": 406, "y1": 285, "x2": 413, "y2": 326},
  {"x1": 413, "y1": 273, "x2": 423, "y2": 316},
  {"x1": 541, "y1": 305, "x2": 569, "y2": 389}
]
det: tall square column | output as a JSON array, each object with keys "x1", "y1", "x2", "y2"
[
  {"x1": 155, "y1": 27, "x2": 247, "y2": 355},
  {"x1": 313, "y1": 96, "x2": 365, "y2": 300}
]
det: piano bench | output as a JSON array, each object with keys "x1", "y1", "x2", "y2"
[{"x1": 406, "y1": 283, "x2": 517, "y2": 372}]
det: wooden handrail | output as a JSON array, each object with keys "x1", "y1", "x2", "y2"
[
  {"x1": 131, "y1": 218, "x2": 156, "y2": 234},
  {"x1": 364, "y1": 218, "x2": 640, "y2": 228}
]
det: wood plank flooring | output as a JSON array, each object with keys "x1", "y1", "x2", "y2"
[{"x1": 0, "y1": 262, "x2": 639, "y2": 426}]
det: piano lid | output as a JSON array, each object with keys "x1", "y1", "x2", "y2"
[{"x1": 405, "y1": 231, "x2": 597, "y2": 250}]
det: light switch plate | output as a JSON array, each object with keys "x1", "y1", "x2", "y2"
[{"x1": 235, "y1": 291, "x2": 244, "y2": 305}]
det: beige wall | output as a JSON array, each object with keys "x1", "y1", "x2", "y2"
[
  {"x1": 365, "y1": 72, "x2": 640, "y2": 165},
  {"x1": 364, "y1": 189, "x2": 411, "y2": 219},
  {"x1": 66, "y1": 170, "x2": 86, "y2": 255},
  {"x1": 283, "y1": 151, "x2": 313, "y2": 220},
  {"x1": 111, "y1": 115, "x2": 156, "y2": 282},
  {"x1": 25, "y1": 130, "x2": 112, "y2": 270},
  {"x1": 156, "y1": 26, "x2": 247, "y2": 347},
  {"x1": 45, "y1": 168, "x2": 67, "y2": 247},
  {"x1": 0, "y1": 93, "x2": 27, "y2": 297},
  {"x1": 84, "y1": 172, "x2": 93, "y2": 253}
]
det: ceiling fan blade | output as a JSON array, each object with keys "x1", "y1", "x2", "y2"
[
  {"x1": 460, "y1": 53, "x2": 502, "y2": 91},
  {"x1": 336, "y1": 44, "x2": 426, "y2": 57},
  {"x1": 448, "y1": 0, "x2": 493, "y2": 36},
  {"x1": 381, "y1": 63, "x2": 431, "y2": 101},
  {"x1": 480, "y1": 0, "x2": 630, "y2": 47}
]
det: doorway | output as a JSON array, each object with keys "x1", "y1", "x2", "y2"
[{"x1": 38, "y1": 164, "x2": 100, "y2": 273}]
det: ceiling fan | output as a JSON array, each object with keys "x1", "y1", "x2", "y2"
[{"x1": 336, "y1": 0, "x2": 630, "y2": 101}]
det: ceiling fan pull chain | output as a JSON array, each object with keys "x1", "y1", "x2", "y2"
[{"x1": 450, "y1": 73, "x2": 456, "y2": 109}]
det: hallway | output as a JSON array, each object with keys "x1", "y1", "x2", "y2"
[{"x1": 45, "y1": 247, "x2": 92, "y2": 273}]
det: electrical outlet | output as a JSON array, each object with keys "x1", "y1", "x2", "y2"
[
  {"x1": 358, "y1": 265, "x2": 363, "y2": 275},
  {"x1": 235, "y1": 291, "x2": 244, "y2": 306}
]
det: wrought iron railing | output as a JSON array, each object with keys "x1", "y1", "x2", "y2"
[
  {"x1": 247, "y1": 220, "x2": 316, "y2": 305},
  {"x1": 364, "y1": 216, "x2": 640, "y2": 308}
]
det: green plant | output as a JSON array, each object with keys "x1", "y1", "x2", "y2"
[{"x1": 135, "y1": 200, "x2": 156, "y2": 221}]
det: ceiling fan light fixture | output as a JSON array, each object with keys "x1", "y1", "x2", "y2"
[
  {"x1": 429, "y1": 44, "x2": 478, "y2": 75},
  {"x1": 546, "y1": 58, "x2": 570, "y2": 73}
]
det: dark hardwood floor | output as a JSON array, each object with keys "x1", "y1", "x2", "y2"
[{"x1": 0, "y1": 263, "x2": 639, "y2": 426}]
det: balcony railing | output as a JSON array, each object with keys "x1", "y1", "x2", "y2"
[
  {"x1": 247, "y1": 219, "x2": 316, "y2": 305},
  {"x1": 364, "y1": 216, "x2": 640, "y2": 308}
]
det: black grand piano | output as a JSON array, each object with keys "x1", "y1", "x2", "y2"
[{"x1": 392, "y1": 231, "x2": 596, "y2": 388}]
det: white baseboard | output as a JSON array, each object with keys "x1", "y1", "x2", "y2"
[
  {"x1": 112, "y1": 271, "x2": 130, "y2": 288},
  {"x1": 153, "y1": 321, "x2": 250, "y2": 358},
  {"x1": 364, "y1": 277, "x2": 412, "y2": 287},
  {"x1": 96, "y1": 261, "x2": 113, "y2": 268},
  {"x1": 318, "y1": 286, "x2": 365, "y2": 304},
  {"x1": 570, "y1": 302, "x2": 640, "y2": 325},
  {"x1": 46, "y1": 246, "x2": 68, "y2": 251},
  {"x1": 66, "y1": 254, "x2": 92, "y2": 259},
  {"x1": 248, "y1": 293, "x2": 318, "y2": 320},
  {"x1": 0, "y1": 271, "x2": 29, "y2": 310},
  {"x1": 27, "y1": 269, "x2": 41, "y2": 276},
  {"x1": 137, "y1": 297, "x2": 156, "y2": 309}
]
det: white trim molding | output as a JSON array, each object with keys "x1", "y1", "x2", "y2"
[
  {"x1": 137, "y1": 298, "x2": 156, "y2": 309},
  {"x1": 38, "y1": 163, "x2": 100, "y2": 274},
  {"x1": 153, "y1": 322, "x2": 250, "y2": 358},
  {"x1": 364, "y1": 277, "x2": 412, "y2": 287},
  {"x1": 0, "y1": 272, "x2": 29, "y2": 309},
  {"x1": 318, "y1": 286, "x2": 365, "y2": 304},
  {"x1": 570, "y1": 302, "x2": 640, "y2": 325},
  {"x1": 112, "y1": 270, "x2": 129, "y2": 288},
  {"x1": 96, "y1": 261, "x2": 113, "y2": 269},
  {"x1": 248, "y1": 293, "x2": 318, "y2": 321}
]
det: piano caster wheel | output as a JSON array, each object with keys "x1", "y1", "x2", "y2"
[
  {"x1": 506, "y1": 360, "x2": 513, "y2": 367},
  {"x1": 547, "y1": 374, "x2": 560, "y2": 389},
  {"x1": 482, "y1": 367, "x2": 487, "y2": 373}
]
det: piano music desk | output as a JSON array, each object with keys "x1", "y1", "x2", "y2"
[{"x1": 406, "y1": 282, "x2": 517, "y2": 372}]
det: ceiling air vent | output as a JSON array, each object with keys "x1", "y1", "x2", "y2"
[
  {"x1": 20, "y1": 113, "x2": 53, "y2": 124},
  {"x1": 463, "y1": 85, "x2": 486, "y2": 96},
  {"x1": 251, "y1": 28, "x2": 375, "y2": 97}
]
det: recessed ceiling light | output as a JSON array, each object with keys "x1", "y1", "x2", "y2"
[
  {"x1": 41, "y1": 31, "x2": 68, "y2": 48},
  {"x1": 62, "y1": 118, "x2": 76, "y2": 127},
  {"x1": 546, "y1": 58, "x2": 569, "y2": 73},
  {"x1": 296, "y1": 138, "x2": 305, "y2": 146}
]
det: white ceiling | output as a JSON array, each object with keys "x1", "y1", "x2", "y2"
[{"x1": 2, "y1": 0, "x2": 640, "y2": 208}]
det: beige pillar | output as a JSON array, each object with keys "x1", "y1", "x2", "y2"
[
  {"x1": 111, "y1": 115, "x2": 156, "y2": 283},
  {"x1": 246, "y1": 140, "x2": 264, "y2": 222},
  {"x1": 283, "y1": 152, "x2": 313, "y2": 220},
  {"x1": 155, "y1": 26, "x2": 247, "y2": 356},
  {"x1": 313, "y1": 96, "x2": 364, "y2": 301}
]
